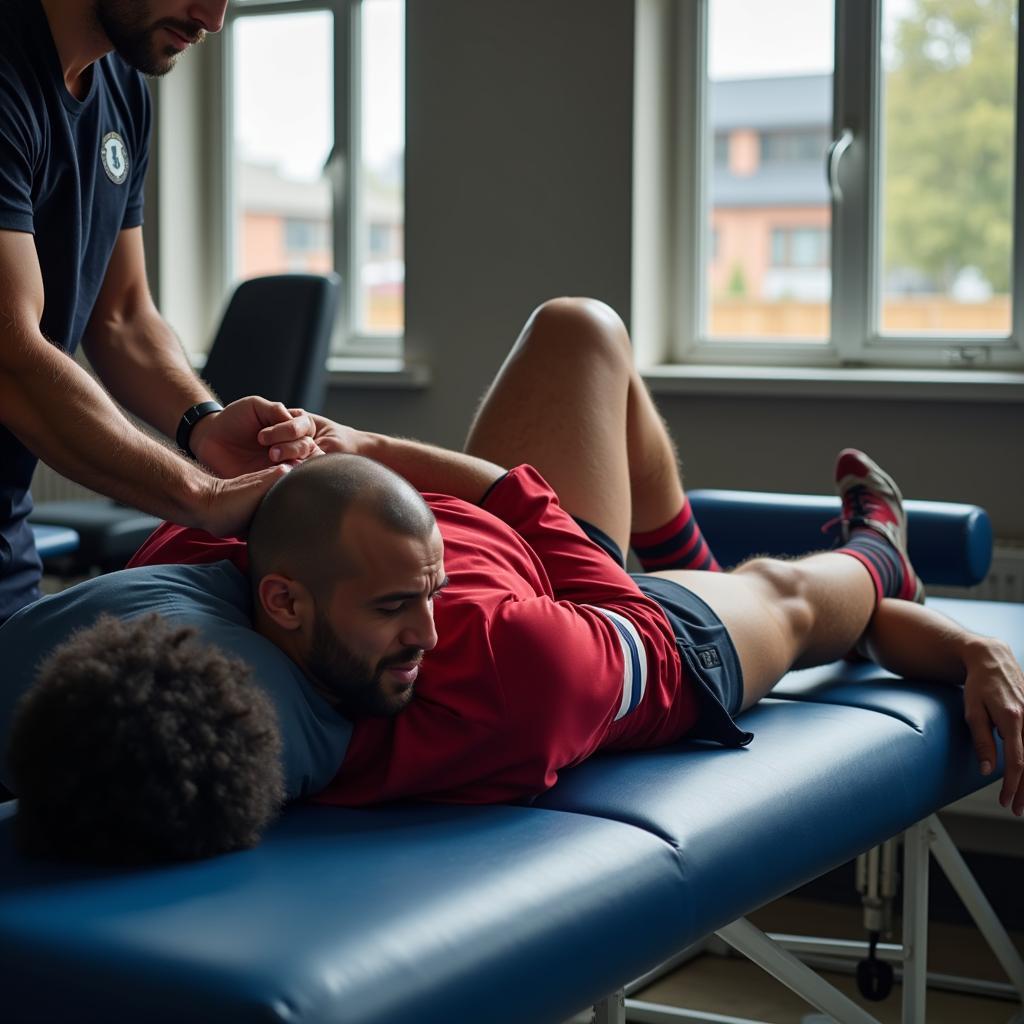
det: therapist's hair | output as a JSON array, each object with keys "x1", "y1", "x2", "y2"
[{"x1": 7, "y1": 613, "x2": 284, "y2": 865}]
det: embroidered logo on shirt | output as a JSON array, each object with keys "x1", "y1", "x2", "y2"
[
  {"x1": 100, "y1": 132, "x2": 129, "y2": 185},
  {"x1": 697, "y1": 646, "x2": 721, "y2": 670}
]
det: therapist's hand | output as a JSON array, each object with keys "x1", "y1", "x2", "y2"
[
  {"x1": 194, "y1": 462, "x2": 294, "y2": 538},
  {"x1": 962, "y1": 636, "x2": 1024, "y2": 816},
  {"x1": 191, "y1": 398, "x2": 322, "y2": 477}
]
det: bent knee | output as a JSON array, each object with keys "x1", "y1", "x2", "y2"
[
  {"x1": 734, "y1": 558, "x2": 815, "y2": 644},
  {"x1": 525, "y1": 297, "x2": 632, "y2": 367}
]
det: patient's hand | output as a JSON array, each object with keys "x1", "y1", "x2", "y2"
[
  {"x1": 962, "y1": 636, "x2": 1024, "y2": 816},
  {"x1": 307, "y1": 414, "x2": 362, "y2": 456},
  {"x1": 194, "y1": 398, "x2": 321, "y2": 476}
]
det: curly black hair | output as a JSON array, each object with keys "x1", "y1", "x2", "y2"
[{"x1": 7, "y1": 612, "x2": 285, "y2": 864}]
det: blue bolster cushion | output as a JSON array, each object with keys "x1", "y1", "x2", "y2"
[{"x1": 688, "y1": 490, "x2": 992, "y2": 586}]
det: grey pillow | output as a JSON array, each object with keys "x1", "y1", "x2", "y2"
[{"x1": 0, "y1": 561, "x2": 351, "y2": 800}]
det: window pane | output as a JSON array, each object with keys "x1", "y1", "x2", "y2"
[
  {"x1": 791, "y1": 227, "x2": 827, "y2": 267},
  {"x1": 357, "y1": 0, "x2": 405, "y2": 335},
  {"x1": 770, "y1": 229, "x2": 787, "y2": 266},
  {"x1": 232, "y1": 13, "x2": 333, "y2": 283},
  {"x1": 879, "y1": 0, "x2": 1016, "y2": 335},
  {"x1": 705, "y1": 0, "x2": 833, "y2": 341},
  {"x1": 761, "y1": 129, "x2": 830, "y2": 164}
]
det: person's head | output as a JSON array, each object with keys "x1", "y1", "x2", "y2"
[
  {"x1": 7, "y1": 613, "x2": 284, "y2": 865},
  {"x1": 92, "y1": 0, "x2": 227, "y2": 77},
  {"x1": 249, "y1": 453, "x2": 445, "y2": 720}
]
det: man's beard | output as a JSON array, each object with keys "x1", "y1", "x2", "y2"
[
  {"x1": 94, "y1": 0, "x2": 206, "y2": 77},
  {"x1": 305, "y1": 612, "x2": 420, "y2": 720}
]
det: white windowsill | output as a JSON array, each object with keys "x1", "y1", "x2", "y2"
[
  {"x1": 643, "y1": 364, "x2": 1024, "y2": 403},
  {"x1": 327, "y1": 357, "x2": 431, "y2": 389}
]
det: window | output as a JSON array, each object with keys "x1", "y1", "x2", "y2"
[
  {"x1": 224, "y1": 0, "x2": 404, "y2": 356},
  {"x1": 760, "y1": 129, "x2": 831, "y2": 164},
  {"x1": 283, "y1": 218, "x2": 331, "y2": 268},
  {"x1": 656, "y1": 0, "x2": 1023, "y2": 368},
  {"x1": 770, "y1": 228, "x2": 829, "y2": 268}
]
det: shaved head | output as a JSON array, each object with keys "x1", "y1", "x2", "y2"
[{"x1": 248, "y1": 454, "x2": 436, "y2": 600}]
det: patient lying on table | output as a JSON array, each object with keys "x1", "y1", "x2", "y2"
[{"x1": 2, "y1": 299, "x2": 1022, "y2": 863}]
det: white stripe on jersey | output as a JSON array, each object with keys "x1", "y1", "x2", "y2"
[{"x1": 584, "y1": 605, "x2": 649, "y2": 721}]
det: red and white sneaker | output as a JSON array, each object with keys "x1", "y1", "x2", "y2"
[{"x1": 835, "y1": 448, "x2": 925, "y2": 604}]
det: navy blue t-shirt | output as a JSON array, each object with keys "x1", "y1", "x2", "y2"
[{"x1": 0, "y1": 0, "x2": 151, "y2": 623}]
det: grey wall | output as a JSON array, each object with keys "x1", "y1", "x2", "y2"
[
  {"x1": 660, "y1": 396, "x2": 1023, "y2": 517},
  {"x1": 324, "y1": 0, "x2": 637, "y2": 439}
]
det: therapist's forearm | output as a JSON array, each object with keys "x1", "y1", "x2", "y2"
[
  {"x1": 81, "y1": 305, "x2": 214, "y2": 441},
  {"x1": 0, "y1": 322, "x2": 213, "y2": 523}
]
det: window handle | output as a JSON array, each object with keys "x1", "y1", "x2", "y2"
[{"x1": 827, "y1": 129, "x2": 854, "y2": 203}]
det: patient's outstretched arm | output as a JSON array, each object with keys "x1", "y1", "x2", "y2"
[
  {"x1": 862, "y1": 598, "x2": 1024, "y2": 816},
  {"x1": 307, "y1": 414, "x2": 506, "y2": 503}
]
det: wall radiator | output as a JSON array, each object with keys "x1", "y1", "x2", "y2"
[
  {"x1": 966, "y1": 542, "x2": 1024, "y2": 603},
  {"x1": 31, "y1": 464, "x2": 104, "y2": 504}
]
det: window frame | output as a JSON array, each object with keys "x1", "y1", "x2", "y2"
[
  {"x1": 664, "y1": 0, "x2": 1024, "y2": 370},
  {"x1": 218, "y1": 0, "x2": 402, "y2": 358}
]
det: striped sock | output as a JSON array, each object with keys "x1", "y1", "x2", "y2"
[
  {"x1": 630, "y1": 498, "x2": 722, "y2": 572},
  {"x1": 836, "y1": 528, "x2": 908, "y2": 603}
]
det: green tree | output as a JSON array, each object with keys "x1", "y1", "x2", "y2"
[
  {"x1": 726, "y1": 263, "x2": 747, "y2": 297},
  {"x1": 883, "y1": 0, "x2": 1016, "y2": 292}
]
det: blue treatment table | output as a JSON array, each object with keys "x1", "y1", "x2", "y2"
[
  {"x1": 28, "y1": 524, "x2": 80, "y2": 560},
  {"x1": 2, "y1": 493, "x2": 1022, "y2": 1024}
]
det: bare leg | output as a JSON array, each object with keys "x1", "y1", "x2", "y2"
[
  {"x1": 465, "y1": 297, "x2": 685, "y2": 555},
  {"x1": 652, "y1": 553, "x2": 877, "y2": 710},
  {"x1": 467, "y1": 299, "x2": 882, "y2": 711}
]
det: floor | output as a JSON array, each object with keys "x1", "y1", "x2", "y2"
[{"x1": 629, "y1": 896, "x2": 1024, "y2": 1023}]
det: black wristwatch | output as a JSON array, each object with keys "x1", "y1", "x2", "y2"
[{"x1": 176, "y1": 401, "x2": 223, "y2": 460}]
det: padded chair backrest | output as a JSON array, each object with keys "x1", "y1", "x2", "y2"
[{"x1": 201, "y1": 273, "x2": 341, "y2": 413}]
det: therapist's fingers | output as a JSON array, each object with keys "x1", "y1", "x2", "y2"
[
  {"x1": 267, "y1": 436, "x2": 324, "y2": 464},
  {"x1": 258, "y1": 411, "x2": 315, "y2": 445}
]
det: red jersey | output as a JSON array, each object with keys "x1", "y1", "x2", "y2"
[{"x1": 129, "y1": 466, "x2": 698, "y2": 803}]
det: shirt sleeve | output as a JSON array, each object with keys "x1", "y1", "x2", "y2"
[
  {"x1": 127, "y1": 522, "x2": 250, "y2": 573},
  {"x1": 121, "y1": 76, "x2": 151, "y2": 229},
  {"x1": 0, "y1": 72, "x2": 37, "y2": 234},
  {"x1": 488, "y1": 596, "x2": 634, "y2": 774},
  {"x1": 479, "y1": 464, "x2": 645, "y2": 607},
  {"x1": 328, "y1": 596, "x2": 631, "y2": 805}
]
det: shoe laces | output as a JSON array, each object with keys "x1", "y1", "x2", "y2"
[
  {"x1": 843, "y1": 484, "x2": 886, "y2": 526},
  {"x1": 822, "y1": 485, "x2": 885, "y2": 537}
]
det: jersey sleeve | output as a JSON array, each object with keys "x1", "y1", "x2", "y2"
[
  {"x1": 328, "y1": 595, "x2": 634, "y2": 805},
  {"x1": 0, "y1": 71, "x2": 38, "y2": 234},
  {"x1": 487, "y1": 596, "x2": 638, "y2": 774},
  {"x1": 479, "y1": 464, "x2": 644, "y2": 606}
]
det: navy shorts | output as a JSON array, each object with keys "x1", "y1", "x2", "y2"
[{"x1": 574, "y1": 517, "x2": 753, "y2": 748}]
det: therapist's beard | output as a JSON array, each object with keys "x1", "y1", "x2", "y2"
[
  {"x1": 305, "y1": 612, "x2": 420, "y2": 720},
  {"x1": 94, "y1": 0, "x2": 206, "y2": 77}
]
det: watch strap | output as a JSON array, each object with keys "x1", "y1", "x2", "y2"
[{"x1": 176, "y1": 401, "x2": 223, "y2": 460}]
